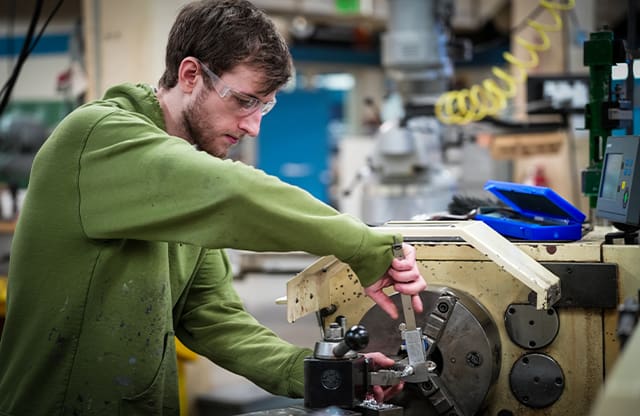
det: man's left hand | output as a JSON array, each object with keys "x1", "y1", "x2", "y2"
[{"x1": 364, "y1": 352, "x2": 404, "y2": 402}]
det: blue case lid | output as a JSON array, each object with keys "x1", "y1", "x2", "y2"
[{"x1": 483, "y1": 180, "x2": 586, "y2": 223}]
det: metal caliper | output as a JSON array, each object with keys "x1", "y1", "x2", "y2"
[{"x1": 367, "y1": 238, "x2": 465, "y2": 415}]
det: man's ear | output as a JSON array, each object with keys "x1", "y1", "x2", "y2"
[{"x1": 177, "y1": 57, "x2": 199, "y2": 93}]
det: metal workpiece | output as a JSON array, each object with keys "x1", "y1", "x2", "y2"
[
  {"x1": 357, "y1": 399, "x2": 404, "y2": 416},
  {"x1": 504, "y1": 304, "x2": 559, "y2": 350},
  {"x1": 360, "y1": 288, "x2": 501, "y2": 416},
  {"x1": 509, "y1": 353, "x2": 565, "y2": 409}
]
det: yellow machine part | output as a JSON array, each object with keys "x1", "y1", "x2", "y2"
[
  {"x1": 0, "y1": 276, "x2": 6, "y2": 317},
  {"x1": 176, "y1": 337, "x2": 198, "y2": 416}
]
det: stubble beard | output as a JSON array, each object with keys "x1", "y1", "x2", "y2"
[{"x1": 181, "y1": 89, "x2": 227, "y2": 158}]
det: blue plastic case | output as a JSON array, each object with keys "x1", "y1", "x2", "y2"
[{"x1": 475, "y1": 180, "x2": 586, "y2": 241}]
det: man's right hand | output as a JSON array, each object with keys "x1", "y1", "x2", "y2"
[{"x1": 364, "y1": 243, "x2": 426, "y2": 320}]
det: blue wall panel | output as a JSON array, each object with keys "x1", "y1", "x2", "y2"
[
  {"x1": 257, "y1": 89, "x2": 333, "y2": 203},
  {"x1": 0, "y1": 33, "x2": 70, "y2": 56}
]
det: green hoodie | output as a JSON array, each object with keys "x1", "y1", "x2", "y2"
[{"x1": 0, "y1": 83, "x2": 398, "y2": 415}]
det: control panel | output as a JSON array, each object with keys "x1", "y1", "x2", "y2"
[{"x1": 596, "y1": 135, "x2": 640, "y2": 227}]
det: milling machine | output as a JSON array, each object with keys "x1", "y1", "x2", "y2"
[{"x1": 354, "y1": 0, "x2": 460, "y2": 224}]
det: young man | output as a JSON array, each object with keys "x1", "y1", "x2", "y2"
[{"x1": 0, "y1": 1, "x2": 426, "y2": 414}]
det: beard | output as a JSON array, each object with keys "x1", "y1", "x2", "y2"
[{"x1": 180, "y1": 89, "x2": 228, "y2": 158}]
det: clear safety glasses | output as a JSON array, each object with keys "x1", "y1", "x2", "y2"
[{"x1": 196, "y1": 59, "x2": 276, "y2": 117}]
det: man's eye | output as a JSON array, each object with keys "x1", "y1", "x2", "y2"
[{"x1": 233, "y1": 94, "x2": 257, "y2": 110}]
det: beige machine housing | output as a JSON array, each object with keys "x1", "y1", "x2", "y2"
[{"x1": 287, "y1": 221, "x2": 639, "y2": 415}]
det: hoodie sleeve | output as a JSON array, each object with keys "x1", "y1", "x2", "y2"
[
  {"x1": 76, "y1": 109, "x2": 398, "y2": 287},
  {"x1": 175, "y1": 249, "x2": 310, "y2": 397}
]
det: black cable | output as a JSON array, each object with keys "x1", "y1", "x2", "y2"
[
  {"x1": 0, "y1": 0, "x2": 65, "y2": 117},
  {"x1": 27, "y1": 0, "x2": 65, "y2": 56},
  {"x1": 0, "y1": 1, "x2": 42, "y2": 95},
  {"x1": 0, "y1": 0, "x2": 43, "y2": 110},
  {"x1": 2, "y1": 0, "x2": 18, "y2": 75}
]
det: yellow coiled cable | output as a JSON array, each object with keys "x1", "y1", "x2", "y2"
[{"x1": 435, "y1": 0, "x2": 576, "y2": 125}]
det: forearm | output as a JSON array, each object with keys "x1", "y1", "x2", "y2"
[
  {"x1": 177, "y1": 315, "x2": 311, "y2": 397},
  {"x1": 176, "y1": 250, "x2": 311, "y2": 397}
]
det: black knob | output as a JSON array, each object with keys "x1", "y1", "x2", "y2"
[
  {"x1": 345, "y1": 325, "x2": 369, "y2": 350},
  {"x1": 333, "y1": 325, "x2": 369, "y2": 357}
]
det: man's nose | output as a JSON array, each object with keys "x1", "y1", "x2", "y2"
[{"x1": 238, "y1": 110, "x2": 262, "y2": 137}]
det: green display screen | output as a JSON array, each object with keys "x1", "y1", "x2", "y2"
[{"x1": 600, "y1": 153, "x2": 623, "y2": 200}]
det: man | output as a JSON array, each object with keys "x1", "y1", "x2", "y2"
[{"x1": 0, "y1": 1, "x2": 426, "y2": 414}]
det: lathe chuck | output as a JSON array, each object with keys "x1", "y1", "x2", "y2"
[{"x1": 360, "y1": 286, "x2": 501, "y2": 416}]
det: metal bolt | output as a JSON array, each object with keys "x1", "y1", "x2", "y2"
[
  {"x1": 466, "y1": 351, "x2": 482, "y2": 368},
  {"x1": 421, "y1": 381, "x2": 434, "y2": 392},
  {"x1": 437, "y1": 302, "x2": 449, "y2": 313}
]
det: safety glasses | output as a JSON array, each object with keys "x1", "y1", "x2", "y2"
[{"x1": 196, "y1": 59, "x2": 276, "y2": 116}]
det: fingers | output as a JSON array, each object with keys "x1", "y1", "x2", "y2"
[
  {"x1": 363, "y1": 242, "x2": 426, "y2": 319},
  {"x1": 390, "y1": 243, "x2": 416, "y2": 271},
  {"x1": 366, "y1": 351, "x2": 406, "y2": 402},
  {"x1": 393, "y1": 276, "x2": 427, "y2": 314},
  {"x1": 371, "y1": 385, "x2": 385, "y2": 403},
  {"x1": 371, "y1": 382, "x2": 405, "y2": 402},
  {"x1": 393, "y1": 277, "x2": 426, "y2": 294},
  {"x1": 364, "y1": 351, "x2": 395, "y2": 368},
  {"x1": 390, "y1": 283, "x2": 424, "y2": 313},
  {"x1": 411, "y1": 293, "x2": 424, "y2": 313},
  {"x1": 367, "y1": 290, "x2": 399, "y2": 320},
  {"x1": 383, "y1": 382, "x2": 404, "y2": 401},
  {"x1": 388, "y1": 245, "x2": 426, "y2": 292}
]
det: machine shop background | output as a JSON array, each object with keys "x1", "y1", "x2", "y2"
[{"x1": 1, "y1": 0, "x2": 639, "y2": 415}]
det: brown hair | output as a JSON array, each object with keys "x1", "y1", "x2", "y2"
[{"x1": 158, "y1": 0, "x2": 292, "y2": 94}]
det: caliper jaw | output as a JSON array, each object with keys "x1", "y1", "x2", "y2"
[
  {"x1": 369, "y1": 291, "x2": 459, "y2": 384},
  {"x1": 369, "y1": 291, "x2": 466, "y2": 414}
]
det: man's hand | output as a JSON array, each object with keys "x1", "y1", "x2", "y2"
[
  {"x1": 365, "y1": 352, "x2": 404, "y2": 402},
  {"x1": 363, "y1": 243, "x2": 426, "y2": 320}
]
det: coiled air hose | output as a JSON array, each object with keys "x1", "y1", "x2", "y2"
[{"x1": 435, "y1": 0, "x2": 576, "y2": 125}]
